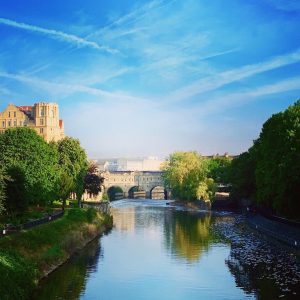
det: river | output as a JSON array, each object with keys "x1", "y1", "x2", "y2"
[{"x1": 33, "y1": 199, "x2": 299, "y2": 300}]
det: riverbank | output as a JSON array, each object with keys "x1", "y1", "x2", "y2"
[
  {"x1": 171, "y1": 200, "x2": 300, "y2": 251},
  {"x1": 213, "y1": 214, "x2": 300, "y2": 298},
  {"x1": 0, "y1": 208, "x2": 113, "y2": 300},
  {"x1": 247, "y1": 213, "x2": 300, "y2": 249},
  {"x1": 170, "y1": 200, "x2": 211, "y2": 210}
]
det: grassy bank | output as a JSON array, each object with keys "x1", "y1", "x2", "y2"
[{"x1": 0, "y1": 208, "x2": 113, "y2": 300}]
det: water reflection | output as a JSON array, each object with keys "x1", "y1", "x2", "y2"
[
  {"x1": 164, "y1": 210, "x2": 212, "y2": 262},
  {"x1": 33, "y1": 239, "x2": 102, "y2": 300},
  {"x1": 34, "y1": 200, "x2": 261, "y2": 300}
]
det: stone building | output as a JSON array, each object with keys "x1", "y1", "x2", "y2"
[{"x1": 0, "y1": 102, "x2": 64, "y2": 142}]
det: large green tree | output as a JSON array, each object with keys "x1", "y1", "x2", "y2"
[
  {"x1": 0, "y1": 128, "x2": 59, "y2": 207},
  {"x1": 228, "y1": 99, "x2": 300, "y2": 219},
  {"x1": 56, "y1": 137, "x2": 88, "y2": 208},
  {"x1": 162, "y1": 151, "x2": 211, "y2": 201},
  {"x1": 255, "y1": 100, "x2": 300, "y2": 217}
]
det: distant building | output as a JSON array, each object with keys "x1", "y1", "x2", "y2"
[
  {"x1": 96, "y1": 156, "x2": 165, "y2": 172},
  {"x1": 0, "y1": 102, "x2": 64, "y2": 142}
]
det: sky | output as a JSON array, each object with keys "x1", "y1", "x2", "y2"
[{"x1": 0, "y1": 0, "x2": 300, "y2": 159}]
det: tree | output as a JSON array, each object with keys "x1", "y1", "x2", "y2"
[
  {"x1": 229, "y1": 149, "x2": 256, "y2": 203},
  {"x1": 58, "y1": 171, "x2": 74, "y2": 211},
  {"x1": 84, "y1": 163, "x2": 103, "y2": 196},
  {"x1": 228, "y1": 99, "x2": 300, "y2": 219},
  {"x1": 197, "y1": 178, "x2": 217, "y2": 201},
  {"x1": 56, "y1": 137, "x2": 88, "y2": 207},
  {"x1": 162, "y1": 151, "x2": 208, "y2": 201},
  {"x1": 207, "y1": 156, "x2": 232, "y2": 184},
  {"x1": 0, "y1": 166, "x2": 7, "y2": 215},
  {"x1": 4, "y1": 166, "x2": 27, "y2": 217},
  {"x1": 254, "y1": 99, "x2": 300, "y2": 218},
  {"x1": 0, "y1": 128, "x2": 59, "y2": 207}
]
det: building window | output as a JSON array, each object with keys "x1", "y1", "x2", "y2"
[
  {"x1": 8, "y1": 121, "x2": 11, "y2": 127},
  {"x1": 40, "y1": 118, "x2": 44, "y2": 125},
  {"x1": 41, "y1": 107, "x2": 45, "y2": 116},
  {"x1": 2, "y1": 121, "x2": 5, "y2": 128},
  {"x1": 40, "y1": 128, "x2": 44, "y2": 134},
  {"x1": 14, "y1": 120, "x2": 17, "y2": 127},
  {"x1": 8, "y1": 112, "x2": 11, "y2": 117},
  {"x1": 14, "y1": 112, "x2": 16, "y2": 117}
]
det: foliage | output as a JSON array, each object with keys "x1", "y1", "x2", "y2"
[
  {"x1": 0, "y1": 128, "x2": 59, "y2": 207},
  {"x1": 0, "y1": 166, "x2": 7, "y2": 215},
  {"x1": 86, "y1": 208, "x2": 97, "y2": 223},
  {"x1": 4, "y1": 166, "x2": 27, "y2": 217},
  {"x1": 0, "y1": 208, "x2": 113, "y2": 299},
  {"x1": 197, "y1": 178, "x2": 217, "y2": 201},
  {"x1": 254, "y1": 100, "x2": 300, "y2": 218},
  {"x1": 84, "y1": 163, "x2": 103, "y2": 196},
  {"x1": 206, "y1": 156, "x2": 232, "y2": 184},
  {"x1": 229, "y1": 99, "x2": 300, "y2": 219},
  {"x1": 58, "y1": 171, "x2": 74, "y2": 210},
  {"x1": 56, "y1": 137, "x2": 88, "y2": 206},
  {"x1": 229, "y1": 149, "x2": 256, "y2": 203},
  {"x1": 162, "y1": 151, "x2": 209, "y2": 201}
]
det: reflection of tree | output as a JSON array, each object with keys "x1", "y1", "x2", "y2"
[
  {"x1": 33, "y1": 239, "x2": 102, "y2": 300},
  {"x1": 164, "y1": 210, "x2": 213, "y2": 262},
  {"x1": 225, "y1": 254, "x2": 281, "y2": 300}
]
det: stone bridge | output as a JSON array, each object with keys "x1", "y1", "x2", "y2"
[{"x1": 101, "y1": 171, "x2": 169, "y2": 200}]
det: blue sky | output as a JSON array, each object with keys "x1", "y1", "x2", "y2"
[{"x1": 0, "y1": 0, "x2": 300, "y2": 158}]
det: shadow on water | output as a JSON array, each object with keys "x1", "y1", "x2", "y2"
[{"x1": 32, "y1": 238, "x2": 103, "y2": 300}]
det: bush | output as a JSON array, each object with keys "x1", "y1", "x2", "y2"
[{"x1": 86, "y1": 208, "x2": 97, "y2": 223}]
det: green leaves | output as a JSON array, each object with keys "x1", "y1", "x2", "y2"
[
  {"x1": 162, "y1": 151, "x2": 216, "y2": 201},
  {"x1": 0, "y1": 129, "x2": 88, "y2": 214},
  {"x1": 0, "y1": 128, "x2": 59, "y2": 209},
  {"x1": 229, "y1": 99, "x2": 300, "y2": 219},
  {"x1": 57, "y1": 137, "x2": 88, "y2": 205}
]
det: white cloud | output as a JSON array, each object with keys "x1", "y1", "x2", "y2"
[
  {"x1": 169, "y1": 48, "x2": 300, "y2": 102},
  {"x1": 0, "y1": 71, "x2": 147, "y2": 103},
  {"x1": 191, "y1": 76, "x2": 300, "y2": 116},
  {"x1": 0, "y1": 17, "x2": 117, "y2": 54}
]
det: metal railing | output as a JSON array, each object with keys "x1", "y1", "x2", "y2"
[{"x1": 1, "y1": 210, "x2": 64, "y2": 237}]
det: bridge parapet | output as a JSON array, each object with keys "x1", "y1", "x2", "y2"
[{"x1": 101, "y1": 170, "x2": 167, "y2": 199}]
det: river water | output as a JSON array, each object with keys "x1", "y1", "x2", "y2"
[{"x1": 34, "y1": 199, "x2": 299, "y2": 300}]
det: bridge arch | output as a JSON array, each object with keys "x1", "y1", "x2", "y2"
[
  {"x1": 150, "y1": 186, "x2": 168, "y2": 200},
  {"x1": 128, "y1": 186, "x2": 146, "y2": 199},
  {"x1": 107, "y1": 186, "x2": 124, "y2": 201}
]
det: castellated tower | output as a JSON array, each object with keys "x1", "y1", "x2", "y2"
[
  {"x1": 33, "y1": 102, "x2": 64, "y2": 142},
  {"x1": 0, "y1": 102, "x2": 65, "y2": 142}
]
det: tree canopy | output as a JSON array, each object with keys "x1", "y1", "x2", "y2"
[
  {"x1": 56, "y1": 137, "x2": 88, "y2": 207},
  {"x1": 0, "y1": 127, "x2": 59, "y2": 208},
  {"x1": 206, "y1": 156, "x2": 232, "y2": 184},
  {"x1": 229, "y1": 99, "x2": 300, "y2": 219},
  {"x1": 162, "y1": 151, "x2": 215, "y2": 201},
  {"x1": 84, "y1": 163, "x2": 103, "y2": 196},
  {"x1": 0, "y1": 166, "x2": 7, "y2": 215},
  {"x1": 255, "y1": 99, "x2": 300, "y2": 217}
]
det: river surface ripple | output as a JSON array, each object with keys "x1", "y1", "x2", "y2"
[{"x1": 34, "y1": 199, "x2": 300, "y2": 300}]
